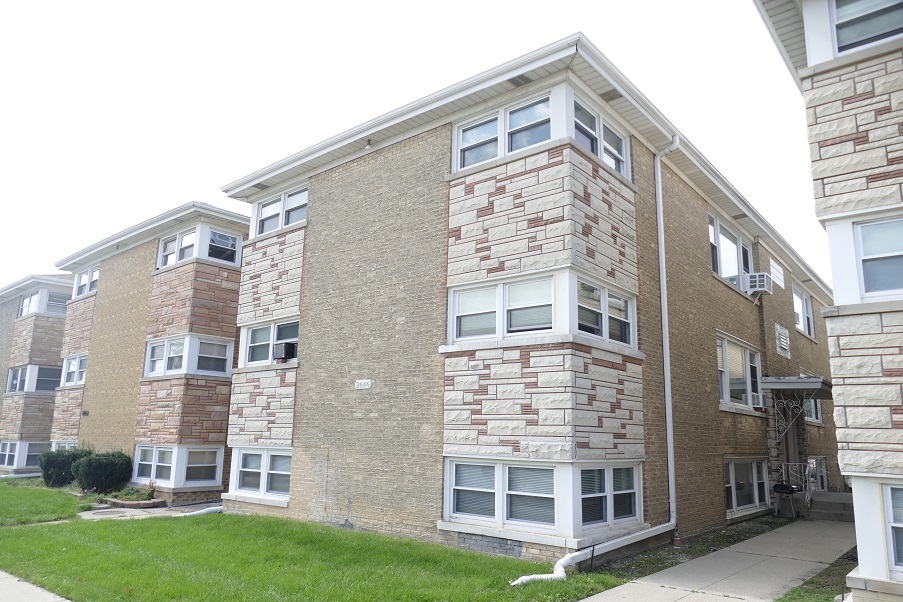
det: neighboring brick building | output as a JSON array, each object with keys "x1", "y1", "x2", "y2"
[
  {"x1": 50, "y1": 202, "x2": 248, "y2": 501},
  {"x1": 0, "y1": 274, "x2": 72, "y2": 474},
  {"x1": 219, "y1": 34, "x2": 837, "y2": 561},
  {"x1": 754, "y1": 1, "x2": 903, "y2": 597}
]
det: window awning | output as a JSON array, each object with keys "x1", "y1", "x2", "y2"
[{"x1": 760, "y1": 376, "x2": 833, "y2": 400}]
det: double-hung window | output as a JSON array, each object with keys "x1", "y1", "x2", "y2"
[
  {"x1": 453, "y1": 278, "x2": 552, "y2": 341},
  {"x1": 574, "y1": 101, "x2": 599, "y2": 155},
  {"x1": 18, "y1": 290, "x2": 69, "y2": 317},
  {"x1": 147, "y1": 340, "x2": 184, "y2": 375},
  {"x1": 47, "y1": 292, "x2": 68, "y2": 315},
  {"x1": 724, "y1": 459, "x2": 769, "y2": 513},
  {"x1": 6, "y1": 367, "x2": 26, "y2": 393},
  {"x1": 62, "y1": 355, "x2": 88, "y2": 386},
  {"x1": 793, "y1": 286, "x2": 815, "y2": 338},
  {"x1": 450, "y1": 462, "x2": 556, "y2": 526},
  {"x1": 460, "y1": 118, "x2": 499, "y2": 169},
  {"x1": 18, "y1": 292, "x2": 39, "y2": 317},
  {"x1": 7, "y1": 366, "x2": 61, "y2": 393},
  {"x1": 709, "y1": 215, "x2": 752, "y2": 288},
  {"x1": 136, "y1": 446, "x2": 173, "y2": 481},
  {"x1": 577, "y1": 281, "x2": 632, "y2": 345},
  {"x1": 602, "y1": 125, "x2": 627, "y2": 175},
  {"x1": 74, "y1": 267, "x2": 99, "y2": 297},
  {"x1": 716, "y1": 337, "x2": 762, "y2": 408},
  {"x1": 804, "y1": 398, "x2": 822, "y2": 422},
  {"x1": 886, "y1": 486, "x2": 903, "y2": 578},
  {"x1": 146, "y1": 335, "x2": 232, "y2": 377},
  {"x1": 581, "y1": 467, "x2": 638, "y2": 526},
  {"x1": 25, "y1": 443, "x2": 50, "y2": 467},
  {"x1": 457, "y1": 96, "x2": 551, "y2": 170},
  {"x1": 257, "y1": 188, "x2": 309, "y2": 235},
  {"x1": 859, "y1": 218, "x2": 903, "y2": 295},
  {"x1": 507, "y1": 98, "x2": 551, "y2": 153},
  {"x1": 35, "y1": 367, "x2": 61, "y2": 392},
  {"x1": 0, "y1": 442, "x2": 16, "y2": 466},
  {"x1": 835, "y1": 0, "x2": 903, "y2": 53},
  {"x1": 197, "y1": 342, "x2": 228, "y2": 373},
  {"x1": 235, "y1": 449, "x2": 291, "y2": 496},
  {"x1": 159, "y1": 225, "x2": 242, "y2": 268},
  {"x1": 244, "y1": 321, "x2": 299, "y2": 365},
  {"x1": 185, "y1": 450, "x2": 218, "y2": 482},
  {"x1": 208, "y1": 231, "x2": 238, "y2": 263}
]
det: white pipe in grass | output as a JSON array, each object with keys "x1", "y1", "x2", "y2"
[{"x1": 174, "y1": 505, "x2": 222, "y2": 517}]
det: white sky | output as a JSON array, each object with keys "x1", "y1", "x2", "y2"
[{"x1": 0, "y1": 1, "x2": 827, "y2": 288}]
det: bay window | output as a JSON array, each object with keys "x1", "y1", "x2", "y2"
[
  {"x1": 6, "y1": 365, "x2": 62, "y2": 393},
  {"x1": 158, "y1": 224, "x2": 242, "y2": 268},
  {"x1": 133, "y1": 445, "x2": 223, "y2": 487},
  {"x1": 453, "y1": 278, "x2": 552, "y2": 341},
  {"x1": 145, "y1": 335, "x2": 234, "y2": 377}
]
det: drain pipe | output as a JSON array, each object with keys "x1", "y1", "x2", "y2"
[
  {"x1": 174, "y1": 505, "x2": 222, "y2": 517},
  {"x1": 512, "y1": 135, "x2": 681, "y2": 586}
]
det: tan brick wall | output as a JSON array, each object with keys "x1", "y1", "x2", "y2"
[
  {"x1": 443, "y1": 344, "x2": 643, "y2": 460},
  {"x1": 222, "y1": 498, "x2": 292, "y2": 519},
  {"x1": 7, "y1": 314, "x2": 65, "y2": 367},
  {"x1": 61, "y1": 295, "x2": 95, "y2": 357},
  {"x1": 0, "y1": 393, "x2": 55, "y2": 441},
  {"x1": 827, "y1": 308, "x2": 903, "y2": 475},
  {"x1": 78, "y1": 240, "x2": 156, "y2": 453},
  {"x1": 237, "y1": 229, "x2": 304, "y2": 325},
  {"x1": 228, "y1": 366, "x2": 296, "y2": 447},
  {"x1": 50, "y1": 387, "x2": 83, "y2": 442},
  {"x1": 287, "y1": 126, "x2": 449, "y2": 542},
  {"x1": 135, "y1": 377, "x2": 231, "y2": 445},
  {"x1": 146, "y1": 260, "x2": 241, "y2": 340},
  {"x1": 804, "y1": 49, "x2": 903, "y2": 218}
]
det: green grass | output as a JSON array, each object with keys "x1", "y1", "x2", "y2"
[
  {"x1": 777, "y1": 547, "x2": 858, "y2": 602},
  {"x1": 0, "y1": 514, "x2": 622, "y2": 601},
  {"x1": 0, "y1": 477, "x2": 88, "y2": 525}
]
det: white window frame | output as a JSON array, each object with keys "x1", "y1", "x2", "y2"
[
  {"x1": 132, "y1": 444, "x2": 223, "y2": 488},
  {"x1": 25, "y1": 442, "x2": 50, "y2": 468},
  {"x1": 253, "y1": 187, "x2": 309, "y2": 238},
  {"x1": 451, "y1": 277, "x2": 554, "y2": 343},
  {"x1": 579, "y1": 466, "x2": 639, "y2": 527},
  {"x1": 0, "y1": 441, "x2": 18, "y2": 467},
  {"x1": 156, "y1": 223, "x2": 243, "y2": 269},
  {"x1": 708, "y1": 214, "x2": 752, "y2": 290},
  {"x1": 239, "y1": 320, "x2": 299, "y2": 367},
  {"x1": 856, "y1": 216, "x2": 903, "y2": 299},
  {"x1": 576, "y1": 280, "x2": 634, "y2": 346},
  {"x1": 832, "y1": 0, "x2": 903, "y2": 55},
  {"x1": 51, "y1": 441, "x2": 77, "y2": 451},
  {"x1": 793, "y1": 285, "x2": 816, "y2": 338},
  {"x1": 18, "y1": 291, "x2": 40, "y2": 317},
  {"x1": 6, "y1": 366, "x2": 27, "y2": 393},
  {"x1": 716, "y1": 336, "x2": 763, "y2": 409},
  {"x1": 144, "y1": 334, "x2": 234, "y2": 378},
  {"x1": 134, "y1": 445, "x2": 175, "y2": 484},
  {"x1": 73, "y1": 267, "x2": 99, "y2": 298},
  {"x1": 505, "y1": 96, "x2": 552, "y2": 155},
  {"x1": 803, "y1": 398, "x2": 823, "y2": 423},
  {"x1": 17, "y1": 288, "x2": 70, "y2": 318},
  {"x1": 228, "y1": 448, "x2": 292, "y2": 498},
  {"x1": 724, "y1": 458, "x2": 770, "y2": 516},
  {"x1": 6, "y1": 365, "x2": 60, "y2": 394},
  {"x1": 885, "y1": 484, "x2": 903, "y2": 580},
  {"x1": 61, "y1": 354, "x2": 88, "y2": 386}
]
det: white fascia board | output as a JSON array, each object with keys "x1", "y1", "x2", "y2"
[
  {"x1": 752, "y1": 0, "x2": 806, "y2": 89},
  {"x1": 220, "y1": 35, "x2": 587, "y2": 198},
  {"x1": 55, "y1": 202, "x2": 250, "y2": 272},
  {"x1": 0, "y1": 274, "x2": 74, "y2": 302},
  {"x1": 677, "y1": 142, "x2": 833, "y2": 301}
]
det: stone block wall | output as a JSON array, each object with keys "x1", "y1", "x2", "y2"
[
  {"x1": 0, "y1": 394, "x2": 55, "y2": 441},
  {"x1": 447, "y1": 145, "x2": 638, "y2": 294},
  {"x1": 0, "y1": 298, "x2": 19, "y2": 381},
  {"x1": 827, "y1": 307, "x2": 903, "y2": 475},
  {"x1": 7, "y1": 315, "x2": 65, "y2": 367},
  {"x1": 61, "y1": 295, "x2": 95, "y2": 357},
  {"x1": 237, "y1": 229, "x2": 304, "y2": 325},
  {"x1": 50, "y1": 387, "x2": 83, "y2": 442},
  {"x1": 147, "y1": 260, "x2": 241, "y2": 340},
  {"x1": 228, "y1": 366, "x2": 296, "y2": 447},
  {"x1": 135, "y1": 377, "x2": 231, "y2": 445},
  {"x1": 443, "y1": 344, "x2": 643, "y2": 460},
  {"x1": 806, "y1": 49, "x2": 903, "y2": 218}
]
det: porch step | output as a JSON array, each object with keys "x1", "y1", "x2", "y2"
[{"x1": 807, "y1": 491, "x2": 854, "y2": 522}]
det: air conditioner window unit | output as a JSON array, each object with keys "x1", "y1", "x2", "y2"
[
  {"x1": 273, "y1": 342, "x2": 297, "y2": 361},
  {"x1": 743, "y1": 272, "x2": 773, "y2": 295}
]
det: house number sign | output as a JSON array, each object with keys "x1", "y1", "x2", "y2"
[{"x1": 354, "y1": 379, "x2": 372, "y2": 390}]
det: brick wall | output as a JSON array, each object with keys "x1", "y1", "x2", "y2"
[
  {"x1": 228, "y1": 366, "x2": 296, "y2": 447},
  {"x1": 443, "y1": 344, "x2": 643, "y2": 460},
  {"x1": 237, "y1": 229, "x2": 304, "y2": 324},
  {"x1": 7, "y1": 315, "x2": 65, "y2": 367},
  {"x1": 50, "y1": 387, "x2": 83, "y2": 442},
  {"x1": 0, "y1": 298, "x2": 18, "y2": 383},
  {"x1": 288, "y1": 126, "x2": 449, "y2": 541},
  {"x1": 61, "y1": 295, "x2": 95, "y2": 357},
  {"x1": 135, "y1": 377, "x2": 231, "y2": 444},
  {"x1": 78, "y1": 240, "x2": 156, "y2": 453},
  {"x1": 146, "y1": 260, "x2": 241, "y2": 340},
  {"x1": 805, "y1": 50, "x2": 903, "y2": 218}
]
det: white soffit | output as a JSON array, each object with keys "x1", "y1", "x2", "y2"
[{"x1": 753, "y1": 0, "x2": 808, "y2": 80}]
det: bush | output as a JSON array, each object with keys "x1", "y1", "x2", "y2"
[
  {"x1": 39, "y1": 449, "x2": 94, "y2": 488},
  {"x1": 71, "y1": 452, "x2": 133, "y2": 494}
]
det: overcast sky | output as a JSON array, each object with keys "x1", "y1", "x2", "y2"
[{"x1": 0, "y1": 1, "x2": 825, "y2": 288}]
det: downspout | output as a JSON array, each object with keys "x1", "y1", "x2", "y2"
[{"x1": 512, "y1": 134, "x2": 681, "y2": 586}]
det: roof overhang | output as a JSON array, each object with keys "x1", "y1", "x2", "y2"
[
  {"x1": 752, "y1": 0, "x2": 808, "y2": 87},
  {"x1": 760, "y1": 376, "x2": 833, "y2": 400},
  {"x1": 0, "y1": 274, "x2": 74, "y2": 303},
  {"x1": 55, "y1": 202, "x2": 250, "y2": 273}
]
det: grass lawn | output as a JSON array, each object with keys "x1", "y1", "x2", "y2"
[
  {"x1": 0, "y1": 477, "x2": 88, "y2": 526},
  {"x1": 777, "y1": 547, "x2": 858, "y2": 602},
  {"x1": 0, "y1": 514, "x2": 622, "y2": 601}
]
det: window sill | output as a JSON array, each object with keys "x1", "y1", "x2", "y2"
[
  {"x1": 149, "y1": 484, "x2": 224, "y2": 493},
  {"x1": 15, "y1": 312, "x2": 67, "y2": 322},
  {"x1": 70, "y1": 291, "x2": 97, "y2": 303},
  {"x1": 244, "y1": 220, "x2": 307, "y2": 247},
  {"x1": 804, "y1": 418, "x2": 823, "y2": 427},
  {"x1": 3, "y1": 391, "x2": 56, "y2": 398},
  {"x1": 155, "y1": 256, "x2": 240, "y2": 275},
  {"x1": 726, "y1": 505, "x2": 770, "y2": 521},
  {"x1": 437, "y1": 519, "x2": 650, "y2": 549},
  {"x1": 719, "y1": 402, "x2": 766, "y2": 418},
  {"x1": 140, "y1": 373, "x2": 233, "y2": 383},
  {"x1": 233, "y1": 361, "x2": 298, "y2": 375},
  {"x1": 794, "y1": 328, "x2": 818, "y2": 344},
  {"x1": 221, "y1": 492, "x2": 289, "y2": 507},
  {"x1": 440, "y1": 333, "x2": 644, "y2": 361},
  {"x1": 711, "y1": 273, "x2": 755, "y2": 302},
  {"x1": 57, "y1": 383, "x2": 86, "y2": 391}
]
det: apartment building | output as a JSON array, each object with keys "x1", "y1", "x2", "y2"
[
  {"x1": 754, "y1": 0, "x2": 903, "y2": 597},
  {"x1": 218, "y1": 34, "x2": 836, "y2": 561},
  {"x1": 49, "y1": 202, "x2": 248, "y2": 501},
  {"x1": 0, "y1": 275, "x2": 72, "y2": 474}
]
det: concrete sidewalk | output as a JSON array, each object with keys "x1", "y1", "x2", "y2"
[
  {"x1": 583, "y1": 520, "x2": 856, "y2": 601},
  {"x1": 0, "y1": 570, "x2": 67, "y2": 602}
]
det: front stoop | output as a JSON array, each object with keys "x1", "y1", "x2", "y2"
[{"x1": 808, "y1": 491, "x2": 854, "y2": 522}]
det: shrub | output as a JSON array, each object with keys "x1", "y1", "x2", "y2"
[
  {"x1": 71, "y1": 452, "x2": 133, "y2": 494},
  {"x1": 39, "y1": 449, "x2": 94, "y2": 488}
]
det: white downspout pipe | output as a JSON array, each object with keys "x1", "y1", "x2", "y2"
[
  {"x1": 174, "y1": 505, "x2": 223, "y2": 517},
  {"x1": 512, "y1": 135, "x2": 681, "y2": 586}
]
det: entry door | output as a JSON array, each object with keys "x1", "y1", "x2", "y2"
[{"x1": 784, "y1": 419, "x2": 801, "y2": 465}]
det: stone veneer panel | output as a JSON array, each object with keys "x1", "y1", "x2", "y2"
[
  {"x1": 60, "y1": 295, "x2": 95, "y2": 357},
  {"x1": 7, "y1": 315, "x2": 65, "y2": 367},
  {"x1": 828, "y1": 308, "x2": 903, "y2": 475},
  {"x1": 447, "y1": 145, "x2": 637, "y2": 293},
  {"x1": 443, "y1": 344, "x2": 643, "y2": 460},
  {"x1": 237, "y1": 228, "x2": 304, "y2": 325},
  {"x1": 227, "y1": 366, "x2": 296, "y2": 447},
  {"x1": 146, "y1": 260, "x2": 241, "y2": 340},
  {"x1": 50, "y1": 387, "x2": 83, "y2": 442},
  {"x1": 135, "y1": 377, "x2": 231, "y2": 444},
  {"x1": 805, "y1": 50, "x2": 903, "y2": 217},
  {"x1": 1, "y1": 394, "x2": 54, "y2": 441},
  {"x1": 0, "y1": 298, "x2": 18, "y2": 384}
]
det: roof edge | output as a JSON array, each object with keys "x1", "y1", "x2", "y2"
[{"x1": 0, "y1": 274, "x2": 74, "y2": 302}]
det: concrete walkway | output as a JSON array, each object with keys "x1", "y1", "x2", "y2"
[
  {"x1": 0, "y1": 570, "x2": 67, "y2": 602},
  {"x1": 583, "y1": 520, "x2": 856, "y2": 601}
]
